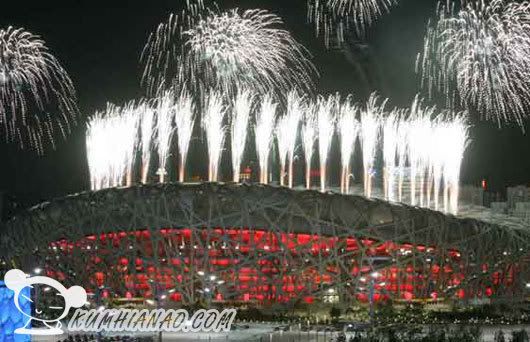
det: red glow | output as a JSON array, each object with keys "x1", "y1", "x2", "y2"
[{"x1": 44, "y1": 227, "x2": 515, "y2": 304}]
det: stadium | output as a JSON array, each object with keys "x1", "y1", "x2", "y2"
[{"x1": 1, "y1": 182, "x2": 529, "y2": 311}]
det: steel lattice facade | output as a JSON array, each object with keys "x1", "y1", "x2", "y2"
[{"x1": 1, "y1": 183, "x2": 529, "y2": 308}]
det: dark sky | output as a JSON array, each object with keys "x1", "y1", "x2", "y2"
[{"x1": 0, "y1": 0, "x2": 529, "y2": 209}]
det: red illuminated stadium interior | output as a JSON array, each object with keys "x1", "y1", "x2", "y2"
[{"x1": 45, "y1": 228, "x2": 515, "y2": 305}]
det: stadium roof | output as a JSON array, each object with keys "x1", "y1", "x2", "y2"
[{"x1": 1, "y1": 182, "x2": 529, "y2": 261}]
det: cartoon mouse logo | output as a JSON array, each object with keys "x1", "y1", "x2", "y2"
[{"x1": 4, "y1": 269, "x2": 87, "y2": 335}]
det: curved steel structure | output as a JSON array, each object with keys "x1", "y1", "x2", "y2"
[{"x1": 1, "y1": 182, "x2": 529, "y2": 307}]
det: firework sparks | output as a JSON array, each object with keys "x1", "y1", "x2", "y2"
[
  {"x1": 140, "y1": 1, "x2": 205, "y2": 95},
  {"x1": 122, "y1": 103, "x2": 141, "y2": 186},
  {"x1": 316, "y1": 94, "x2": 336, "y2": 192},
  {"x1": 382, "y1": 109, "x2": 400, "y2": 201},
  {"x1": 430, "y1": 117, "x2": 446, "y2": 211},
  {"x1": 139, "y1": 101, "x2": 155, "y2": 184},
  {"x1": 255, "y1": 94, "x2": 278, "y2": 184},
  {"x1": 276, "y1": 91, "x2": 304, "y2": 187},
  {"x1": 417, "y1": 0, "x2": 530, "y2": 127},
  {"x1": 407, "y1": 97, "x2": 435, "y2": 207},
  {"x1": 396, "y1": 113, "x2": 409, "y2": 202},
  {"x1": 155, "y1": 90, "x2": 177, "y2": 183},
  {"x1": 86, "y1": 103, "x2": 139, "y2": 190},
  {"x1": 308, "y1": 0, "x2": 397, "y2": 47},
  {"x1": 0, "y1": 26, "x2": 77, "y2": 152},
  {"x1": 301, "y1": 103, "x2": 318, "y2": 189},
  {"x1": 360, "y1": 93, "x2": 384, "y2": 198},
  {"x1": 174, "y1": 87, "x2": 196, "y2": 182},
  {"x1": 202, "y1": 90, "x2": 228, "y2": 182},
  {"x1": 338, "y1": 95, "x2": 360, "y2": 194},
  {"x1": 231, "y1": 88, "x2": 254, "y2": 182},
  {"x1": 441, "y1": 114, "x2": 470, "y2": 214},
  {"x1": 142, "y1": 5, "x2": 316, "y2": 98}
]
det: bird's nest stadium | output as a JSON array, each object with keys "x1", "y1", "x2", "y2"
[{"x1": 1, "y1": 183, "x2": 529, "y2": 309}]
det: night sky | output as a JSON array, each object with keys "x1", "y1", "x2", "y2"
[{"x1": 1, "y1": 0, "x2": 529, "y2": 210}]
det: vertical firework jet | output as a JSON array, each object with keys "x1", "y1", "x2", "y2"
[
  {"x1": 396, "y1": 112, "x2": 409, "y2": 202},
  {"x1": 276, "y1": 91, "x2": 304, "y2": 187},
  {"x1": 430, "y1": 118, "x2": 446, "y2": 211},
  {"x1": 139, "y1": 101, "x2": 155, "y2": 184},
  {"x1": 174, "y1": 88, "x2": 196, "y2": 182},
  {"x1": 407, "y1": 96, "x2": 436, "y2": 207},
  {"x1": 202, "y1": 91, "x2": 227, "y2": 182},
  {"x1": 0, "y1": 27, "x2": 78, "y2": 152},
  {"x1": 338, "y1": 95, "x2": 360, "y2": 194},
  {"x1": 382, "y1": 109, "x2": 400, "y2": 201},
  {"x1": 442, "y1": 115, "x2": 469, "y2": 215},
  {"x1": 155, "y1": 91, "x2": 177, "y2": 183},
  {"x1": 255, "y1": 94, "x2": 278, "y2": 184},
  {"x1": 301, "y1": 104, "x2": 318, "y2": 189},
  {"x1": 86, "y1": 103, "x2": 139, "y2": 190},
  {"x1": 360, "y1": 93, "x2": 384, "y2": 198},
  {"x1": 316, "y1": 95, "x2": 336, "y2": 192},
  {"x1": 231, "y1": 88, "x2": 254, "y2": 182},
  {"x1": 122, "y1": 102, "x2": 141, "y2": 187}
]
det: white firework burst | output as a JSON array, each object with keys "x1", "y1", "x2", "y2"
[
  {"x1": 142, "y1": 5, "x2": 316, "y2": 98},
  {"x1": 308, "y1": 0, "x2": 397, "y2": 47},
  {"x1": 417, "y1": 0, "x2": 530, "y2": 127},
  {"x1": 0, "y1": 26, "x2": 77, "y2": 152}
]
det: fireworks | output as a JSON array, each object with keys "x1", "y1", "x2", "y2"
[
  {"x1": 379, "y1": 96, "x2": 470, "y2": 214},
  {"x1": 441, "y1": 114, "x2": 469, "y2": 214},
  {"x1": 122, "y1": 103, "x2": 141, "y2": 186},
  {"x1": 417, "y1": 0, "x2": 530, "y2": 127},
  {"x1": 396, "y1": 114, "x2": 409, "y2": 203},
  {"x1": 202, "y1": 90, "x2": 228, "y2": 182},
  {"x1": 155, "y1": 90, "x2": 177, "y2": 183},
  {"x1": 231, "y1": 88, "x2": 254, "y2": 182},
  {"x1": 316, "y1": 94, "x2": 336, "y2": 192},
  {"x1": 407, "y1": 97, "x2": 435, "y2": 207},
  {"x1": 0, "y1": 27, "x2": 77, "y2": 152},
  {"x1": 360, "y1": 93, "x2": 385, "y2": 198},
  {"x1": 276, "y1": 91, "x2": 304, "y2": 188},
  {"x1": 174, "y1": 88, "x2": 196, "y2": 182},
  {"x1": 83, "y1": 89, "x2": 470, "y2": 214},
  {"x1": 86, "y1": 103, "x2": 139, "y2": 191},
  {"x1": 140, "y1": 1, "x2": 205, "y2": 95},
  {"x1": 308, "y1": 0, "x2": 397, "y2": 47},
  {"x1": 139, "y1": 101, "x2": 155, "y2": 184},
  {"x1": 301, "y1": 104, "x2": 318, "y2": 189},
  {"x1": 185, "y1": 9, "x2": 316, "y2": 96},
  {"x1": 382, "y1": 109, "x2": 400, "y2": 201},
  {"x1": 255, "y1": 94, "x2": 278, "y2": 184},
  {"x1": 338, "y1": 95, "x2": 360, "y2": 194},
  {"x1": 142, "y1": 4, "x2": 316, "y2": 98}
]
